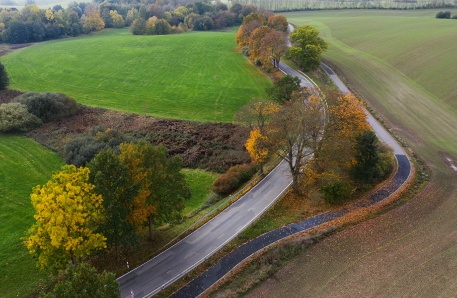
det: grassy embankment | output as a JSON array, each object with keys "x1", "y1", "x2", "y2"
[
  {"x1": 224, "y1": 9, "x2": 457, "y2": 297},
  {"x1": 0, "y1": 135, "x2": 63, "y2": 297},
  {"x1": 2, "y1": 28, "x2": 271, "y2": 122}
]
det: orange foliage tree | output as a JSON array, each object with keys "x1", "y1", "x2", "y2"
[
  {"x1": 249, "y1": 25, "x2": 273, "y2": 60},
  {"x1": 119, "y1": 141, "x2": 190, "y2": 240},
  {"x1": 259, "y1": 30, "x2": 287, "y2": 68}
]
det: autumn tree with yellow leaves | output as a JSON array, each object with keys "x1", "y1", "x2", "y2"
[
  {"x1": 23, "y1": 165, "x2": 106, "y2": 270},
  {"x1": 245, "y1": 127, "x2": 269, "y2": 174}
]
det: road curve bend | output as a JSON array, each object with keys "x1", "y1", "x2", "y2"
[{"x1": 171, "y1": 64, "x2": 412, "y2": 298}]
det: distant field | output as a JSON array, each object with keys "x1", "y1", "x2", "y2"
[
  {"x1": 1, "y1": 29, "x2": 271, "y2": 122},
  {"x1": 286, "y1": 9, "x2": 457, "y2": 109},
  {"x1": 0, "y1": 135, "x2": 63, "y2": 297}
]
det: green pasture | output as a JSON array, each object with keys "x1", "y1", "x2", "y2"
[
  {"x1": 285, "y1": 9, "x2": 457, "y2": 161},
  {"x1": 0, "y1": 135, "x2": 63, "y2": 297},
  {"x1": 182, "y1": 169, "x2": 219, "y2": 215},
  {"x1": 1, "y1": 29, "x2": 271, "y2": 122}
]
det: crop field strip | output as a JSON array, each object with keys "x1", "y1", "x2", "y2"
[{"x1": 1, "y1": 29, "x2": 272, "y2": 122}]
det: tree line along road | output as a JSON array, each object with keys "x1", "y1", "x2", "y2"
[{"x1": 118, "y1": 61, "x2": 412, "y2": 297}]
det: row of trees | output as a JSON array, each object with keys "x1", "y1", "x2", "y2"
[
  {"x1": 0, "y1": 2, "x2": 262, "y2": 43},
  {"x1": 235, "y1": 11, "x2": 288, "y2": 69},
  {"x1": 238, "y1": 77, "x2": 393, "y2": 202},
  {"x1": 0, "y1": 3, "x2": 105, "y2": 43},
  {"x1": 130, "y1": 2, "x2": 257, "y2": 35},
  {"x1": 236, "y1": 12, "x2": 327, "y2": 71},
  {"x1": 24, "y1": 140, "x2": 190, "y2": 271},
  {"x1": 235, "y1": 0, "x2": 457, "y2": 11}
]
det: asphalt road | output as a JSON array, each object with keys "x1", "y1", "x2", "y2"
[
  {"x1": 118, "y1": 158, "x2": 293, "y2": 297},
  {"x1": 117, "y1": 41, "x2": 317, "y2": 298},
  {"x1": 171, "y1": 64, "x2": 411, "y2": 298},
  {"x1": 118, "y1": 30, "x2": 410, "y2": 298}
]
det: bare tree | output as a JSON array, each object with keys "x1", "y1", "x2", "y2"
[{"x1": 267, "y1": 93, "x2": 325, "y2": 194}]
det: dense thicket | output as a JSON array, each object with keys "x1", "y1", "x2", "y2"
[
  {"x1": 15, "y1": 92, "x2": 80, "y2": 122},
  {"x1": 0, "y1": 2, "x2": 260, "y2": 43}
]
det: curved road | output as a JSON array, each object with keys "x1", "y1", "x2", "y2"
[
  {"x1": 119, "y1": 31, "x2": 411, "y2": 298},
  {"x1": 118, "y1": 156, "x2": 293, "y2": 297},
  {"x1": 171, "y1": 63, "x2": 411, "y2": 297}
]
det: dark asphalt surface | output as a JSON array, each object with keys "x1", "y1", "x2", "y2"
[{"x1": 171, "y1": 64, "x2": 412, "y2": 298}]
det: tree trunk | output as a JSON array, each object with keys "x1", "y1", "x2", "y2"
[
  {"x1": 148, "y1": 215, "x2": 154, "y2": 241},
  {"x1": 292, "y1": 173, "x2": 300, "y2": 195},
  {"x1": 70, "y1": 251, "x2": 77, "y2": 267}
]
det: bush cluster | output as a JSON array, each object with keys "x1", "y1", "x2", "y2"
[
  {"x1": 213, "y1": 163, "x2": 257, "y2": 196},
  {"x1": 63, "y1": 127, "x2": 134, "y2": 167},
  {"x1": 15, "y1": 92, "x2": 80, "y2": 122},
  {"x1": 320, "y1": 181, "x2": 351, "y2": 204},
  {"x1": 0, "y1": 102, "x2": 42, "y2": 132},
  {"x1": 436, "y1": 11, "x2": 452, "y2": 18}
]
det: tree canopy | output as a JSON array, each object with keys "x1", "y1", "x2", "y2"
[
  {"x1": 24, "y1": 165, "x2": 106, "y2": 270},
  {"x1": 289, "y1": 25, "x2": 328, "y2": 70}
]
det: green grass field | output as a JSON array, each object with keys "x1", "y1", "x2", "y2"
[
  {"x1": 1, "y1": 29, "x2": 271, "y2": 122},
  {"x1": 0, "y1": 135, "x2": 63, "y2": 297}
]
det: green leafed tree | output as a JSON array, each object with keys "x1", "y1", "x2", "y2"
[
  {"x1": 42, "y1": 263, "x2": 120, "y2": 298},
  {"x1": 88, "y1": 149, "x2": 139, "y2": 258},
  {"x1": 119, "y1": 142, "x2": 191, "y2": 240},
  {"x1": 23, "y1": 165, "x2": 106, "y2": 270},
  {"x1": 289, "y1": 25, "x2": 328, "y2": 71},
  {"x1": 266, "y1": 75, "x2": 301, "y2": 104}
]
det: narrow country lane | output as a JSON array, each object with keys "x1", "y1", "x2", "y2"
[
  {"x1": 119, "y1": 26, "x2": 411, "y2": 298},
  {"x1": 117, "y1": 159, "x2": 294, "y2": 297},
  {"x1": 171, "y1": 64, "x2": 412, "y2": 297}
]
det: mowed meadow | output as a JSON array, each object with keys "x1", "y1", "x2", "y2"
[
  {"x1": 246, "y1": 10, "x2": 457, "y2": 297},
  {"x1": 2, "y1": 28, "x2": 272, "y2": 122}
]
